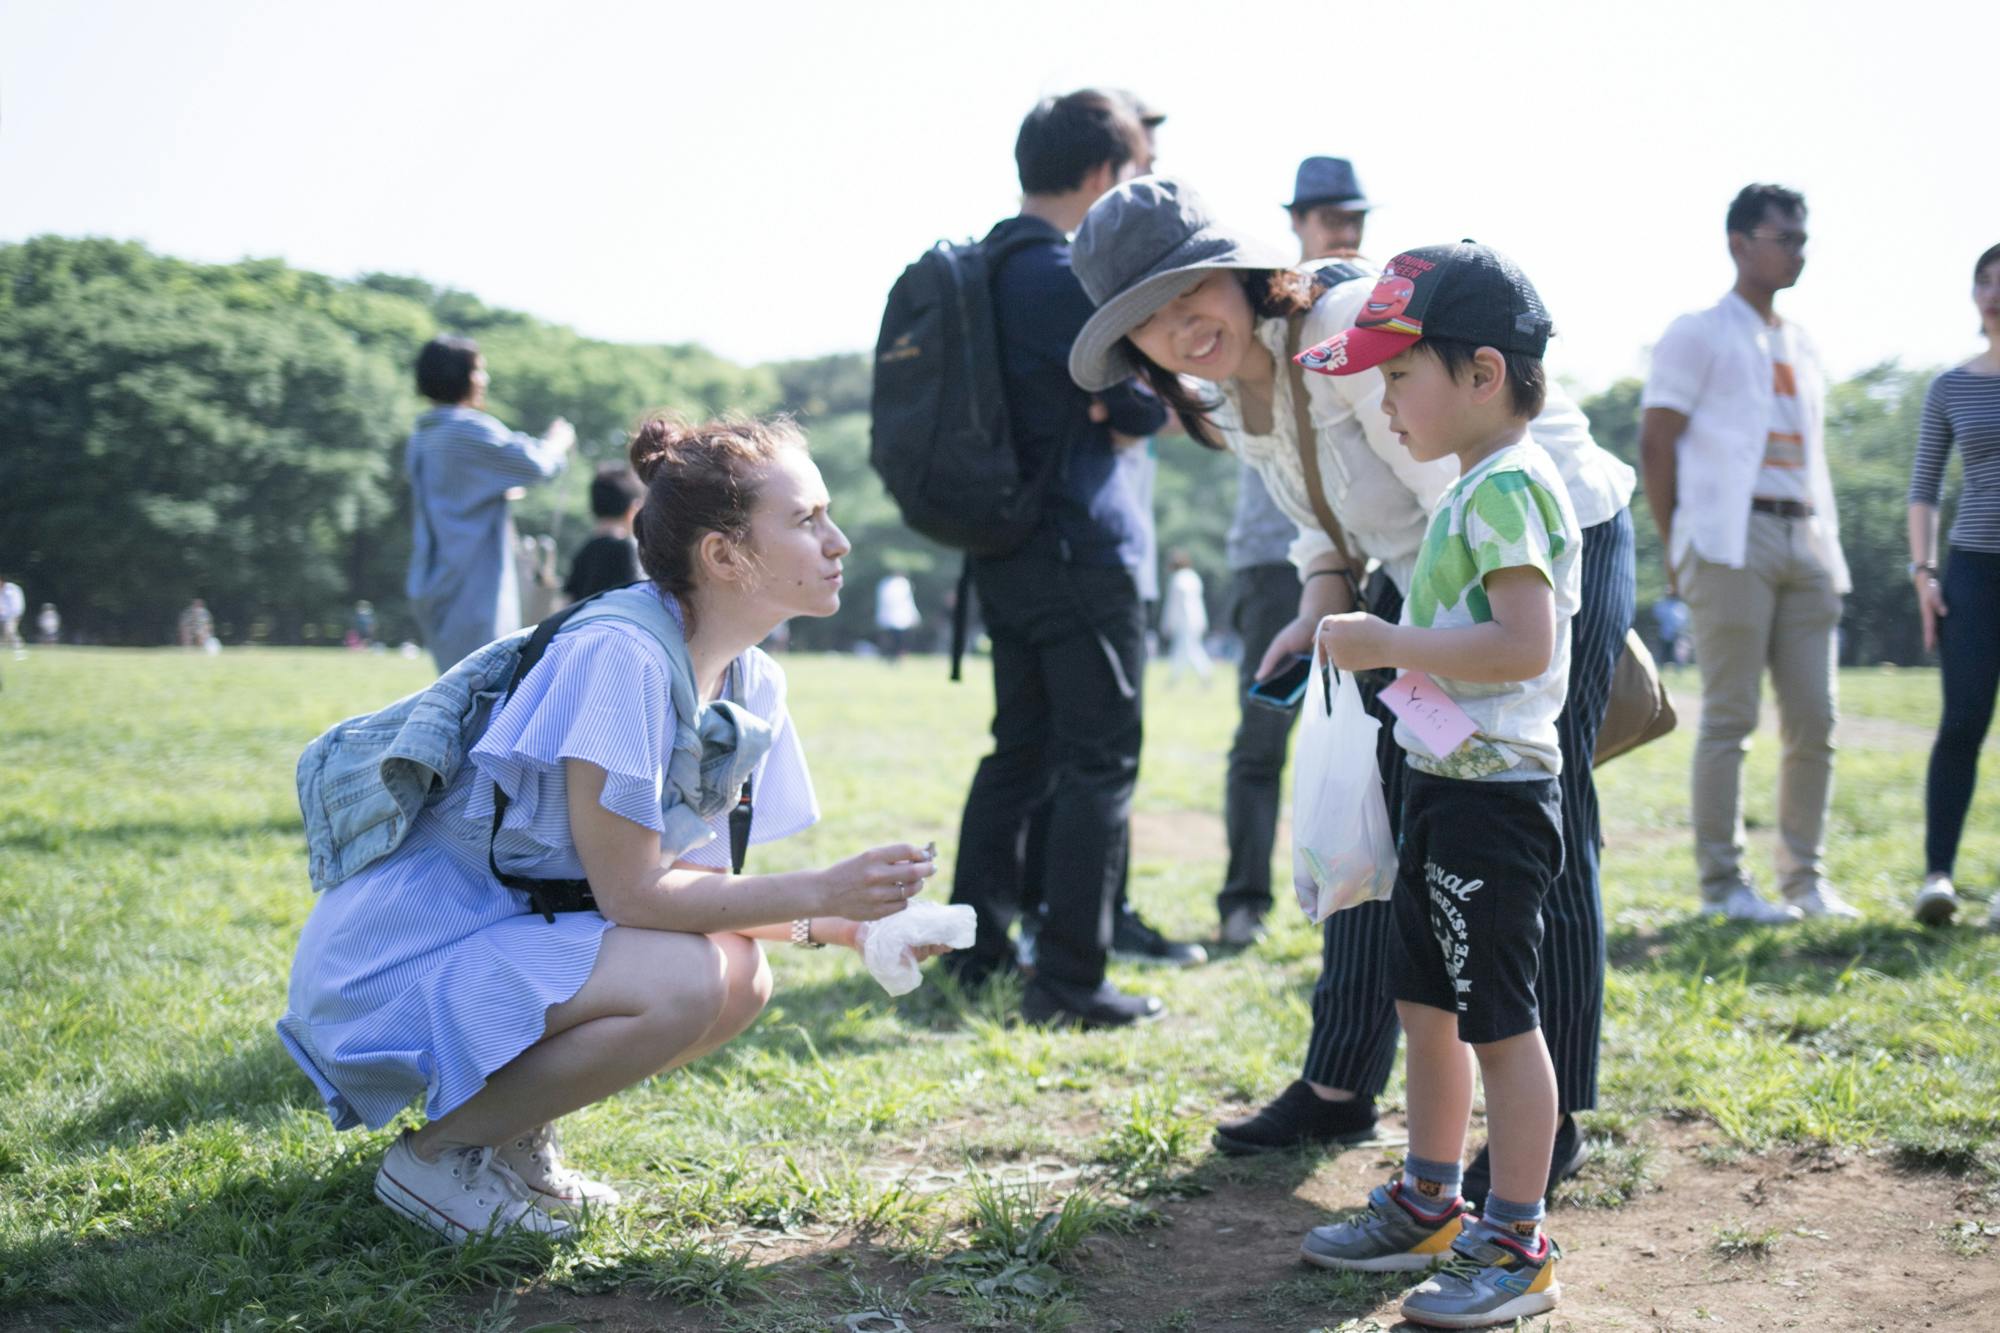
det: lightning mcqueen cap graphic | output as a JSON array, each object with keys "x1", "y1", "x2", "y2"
[{"x1": 1295, "y1": 240, "x2": 1554, "y2": 377}]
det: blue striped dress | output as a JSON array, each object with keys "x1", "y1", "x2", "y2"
[{"x1": 277, "y1": 590, "x2": 819, "y2": 1131}]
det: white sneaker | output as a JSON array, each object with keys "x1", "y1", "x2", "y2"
[
  {"x1": 1788, "y1": 884, "x2": 1862, "y2": 920},
  {"x1": 497, "y1": 1123, "x2": 621, "y2": 1214},
  {"x1": 1913, "y1": 875, "x2": 1959, "y2": 927},
  {"x1": 374, "y1": 1131, "x2": 575, "y2": 1244},
  {"x1": 1706, "y1": 886, "x2": 1802, "y2": 924}
]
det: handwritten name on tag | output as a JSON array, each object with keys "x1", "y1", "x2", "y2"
[{"x1": 1378, "y1": 671, "x2": 1478, "y2": 758}]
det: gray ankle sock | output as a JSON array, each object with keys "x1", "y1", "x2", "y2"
[
  {"x1": 1401, "y1": 1153, "x2": 1463, "y2": 1213},
  {"x1": 1475, "y1": 1192, "x2": 1545, "y2": 1248}
]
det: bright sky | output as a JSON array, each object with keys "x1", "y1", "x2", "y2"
[{"x1": 5, "y1": 0, "x2": 1993, "y2": 393}]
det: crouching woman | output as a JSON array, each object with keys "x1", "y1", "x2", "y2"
[{"x1": 278, "y1": 413, "x2": 939, "y2": 1242}]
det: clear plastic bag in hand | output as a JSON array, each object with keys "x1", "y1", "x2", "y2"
[{"x1": 1291, "y1": 648, "x2": 1398, "y2": 922}]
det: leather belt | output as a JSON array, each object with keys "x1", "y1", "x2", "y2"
[{"x1": 1750, "y1": 497, "x2": 1814, "y2": 519}]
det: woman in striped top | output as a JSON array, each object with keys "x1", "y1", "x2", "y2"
[
  {"x1": 279, "y1": 414, "x2": 942, "y2": 1243},
  {"x1": 1908, "y1": 243, "x2": 2000, "y2": 929}
]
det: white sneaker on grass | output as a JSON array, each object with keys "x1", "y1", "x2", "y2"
[
  {"x1": 1788, "y1": 883, "x2": 1861, "y2": 920},
  {"x1": 1913, "y1": 875, "x2": 1959, "y2": 927},
  {"x1": 1706, "y1": 886, "x2": 1802, "y2": 924},
  {"x1": 498, "y1": 1123, "x2": 621, "y2": 1215},
  {"x1": 374, "y1": 1130, "x2": 575, "y2": 1244}
]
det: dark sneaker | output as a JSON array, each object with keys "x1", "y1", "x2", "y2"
[
  {"x1": 1219, "y1": 906, "x2": 1268, "y2": 946},
  {"x1": 1398, "y1": 1227, "x2": 1562, "y2": 1328},
  {"x1": 1461, "y1": 1114, "x2": 1589, "y2": 1211},
  {"x1": 1299, "y1": 1179, "x2": 1467, "y2": 1272},
  {"x1": 1111, "y1": 910, "x2": 1208, "y2": 967},
  {"x1": 1212, "y1": 1080, "x2": 1377, "y2": 1156},
  {"x1": 1021, "y1": 977, "x2": 1163, "y2": 1029}
]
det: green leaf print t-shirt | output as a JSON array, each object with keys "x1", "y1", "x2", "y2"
[{"x1": 1399, "y1": 438, "x2": 1582, "y2": 781}]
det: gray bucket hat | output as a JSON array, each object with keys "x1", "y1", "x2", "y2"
[{"x1": 1069, "y1": 176, "x2": 1291, "y2": 393}]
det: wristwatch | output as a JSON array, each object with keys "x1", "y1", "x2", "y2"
[
  {"x1": 790, "y1": 917, "x2": 823, "y2": 949},
  {"x1": 1909, "y1": 561, "x2": 1938, "y2": 579}
]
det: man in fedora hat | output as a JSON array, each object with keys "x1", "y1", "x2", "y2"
[
  {"x1": 942, "y1": 89, "x2": 1176, "y2": 1030},
  {"x1": 1287, "y1": 156, "x2": 1373, "y2": 266}
]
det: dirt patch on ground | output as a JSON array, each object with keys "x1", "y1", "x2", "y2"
[{"x1": 474, "y1": 1115, "x2": 1997, "y2": 1332}]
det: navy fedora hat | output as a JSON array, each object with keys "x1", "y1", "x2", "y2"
[{"x1": 1285, "y1": 157, "x2": 1372, "y2": 212}]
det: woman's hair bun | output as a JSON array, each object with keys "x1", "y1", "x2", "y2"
[{"x1": 628, "y1": 413, "x2": 698, "y2": 486}]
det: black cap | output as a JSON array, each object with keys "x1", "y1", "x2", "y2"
[{"x1": 1295, "y1": 241, "x2": 1553, "y2": 376}]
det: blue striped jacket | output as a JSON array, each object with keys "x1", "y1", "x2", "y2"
[{"x1": 297, "y1": 585, "x2": 773, "y2": 893}]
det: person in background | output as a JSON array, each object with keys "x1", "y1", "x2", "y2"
[
  {"x1": 37, "y1": 603, "x2": 60, "y2": 646},
  {"x1": 405, "y1": 335, "x2": 573, "y2": 673},
  {"x1": 178, "y1": 598, "x2": 213, "y2": 648},
  {"x1": 565, "y1": 464, "x2": 645, "y2": 603},
  {"x1": 943, "y1": 89, "x2": 1176, "y2": 1028},
  {"x1": 0, "y1": 577, "x2": 23, "y2": 654},
  {"x1": 1639, "y1": 184, "x2": 1854, "y2": 924},
  {"x1": 1160, "y1": 551, "x2": 1212, "y2": 684},
  {"x1": 1651, "y1": 593, "x2": 1689, "y2": 669},
  {"x1": 1286, "y1": 156, "x2": 1372, "y2": 263},
  {"x1": 873, "y1": 572, "x2": 921, "y2": 662},
  {"x1": 1908, "y1": 242, "x2": 2000, "y2": 930},
  {"x1": 1215, "y1": 156, "x2": 1378, "y2": 947}
]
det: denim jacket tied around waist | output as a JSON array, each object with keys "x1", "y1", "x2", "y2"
[{"x1": 297, "y1": 584, "x2": 774, "y2": 895}]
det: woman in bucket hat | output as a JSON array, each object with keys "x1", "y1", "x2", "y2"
[{"x1": 1068, "y1": 176, "x2": 1636, "y2": 1211}]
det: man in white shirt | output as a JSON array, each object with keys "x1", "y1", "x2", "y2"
[{"x1": 1639, "y1": 185, "x2": 1855, "y2": 923}]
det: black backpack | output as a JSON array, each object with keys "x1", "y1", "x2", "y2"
[{"x1": 868, "y1": 224, "x2": 1057, "y2": 558}]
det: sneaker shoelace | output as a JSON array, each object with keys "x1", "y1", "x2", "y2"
[
  {"x1": 507, "y1": 1125, "x2": 587, "y2": 1194},
  {"x1": 448, "y1": 1146, "x2": 533, "y2": 1213}
]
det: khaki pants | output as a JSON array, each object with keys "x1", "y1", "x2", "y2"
[{"x1": 1681, "y1": 512, "x2": 1843, "y2": 903}]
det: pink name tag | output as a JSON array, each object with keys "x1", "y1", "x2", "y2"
[{"x1": 1378, "y1": 671, "x2": 1478, "y2": 758}]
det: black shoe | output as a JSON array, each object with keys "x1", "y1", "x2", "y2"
[
  {"x1": 1021, "y1": 977, "x2": 1164, "y2": 1029},
  {"x1": 1111, "y1": 910, "x2": 1209, "y2": 968},
  {"x1": 1211, "y1": 1080, "x2": 1378, "y2": 1156},
  {"x1": 1461, "y1": 1114, "x2": 1590, "y2": 1211}
]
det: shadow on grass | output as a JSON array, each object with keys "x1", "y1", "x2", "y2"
[
  {"x1": 0, "y1": 1144, "x2": 579, "y2": 1332},
  {"x1": 53, "y1": 1041, "x2": 323, "y2": 1150},
  {"x1": 0, "y1": 815, "x2": 301, "y2": 856},
  {"x1": 1606, "y1": 912, "x2": 1965, "y2": 990}
]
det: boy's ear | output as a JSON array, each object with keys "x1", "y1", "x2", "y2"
[{"x1": 1468, "y1": 346, "x2": 1509, "y2": 407}]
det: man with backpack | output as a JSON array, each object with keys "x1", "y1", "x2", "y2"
[{"x1": 931, "y1": 90, "x2": 1168, "y2": 1027}]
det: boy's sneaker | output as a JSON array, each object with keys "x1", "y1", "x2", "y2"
[
  {"x1": 1399, "y1": 1227, "x2": 1562, "y2": 1329},
  {"x1": 1213, "y1": 1081, "x2": 1377, "y2": 1156},
  {"x1": 1705, "y1": 886, "x2": 1802, "y2": 923},
  {"x1": 1787, "y1": 882, "x2": 1861, "y2": 920},
  {"x1": 1111, "y1": 909, "x2": 1209, "y2": 967},
  {"x1": 497, "y1": 1123, "x2": 621, "y2": 1215},
  {"x1": 374, "y1": 1131, "x2": 575, "y2": 1244},
  {"x1": 1299, "y1": 1179, "x2": 1467, "y2": 1272},
  {"x1": 1913, "y1": 874, "x2": 1959, "y2": 927}
]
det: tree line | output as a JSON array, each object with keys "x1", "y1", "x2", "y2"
[{"x1": 0, "y1": 237, "x2": 1952, "y2": 664}]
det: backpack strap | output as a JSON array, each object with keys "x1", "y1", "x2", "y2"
[
  {"x1": 488, "y1": 592, "x2": 753, "y2": 923},
  {"x1": 1284, "y1": 311, "x2": 1366, "y2": 613}
]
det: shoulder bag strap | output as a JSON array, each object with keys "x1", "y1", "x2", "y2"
[{"x1": 1283, "y1": 313, "x2": 1364, "y2": 608}]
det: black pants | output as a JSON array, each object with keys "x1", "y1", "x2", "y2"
[
  {"x1": 1218, "y1": 562, "x2": 1306, "y2": 919},
  {"x1": 1927, "y1": 548, "x2": 2000, "y2": 876},
  {"x1": 952, "y1": 550, "x2": 1145, "y2": 989},
  {"x1": 1302, "y1": 509, "x2": 1635, "y2": 1115}
]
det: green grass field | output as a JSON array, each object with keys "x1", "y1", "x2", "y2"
[{"x1": 1, "y1": 649, "x2": 1996, "y2": 1331}]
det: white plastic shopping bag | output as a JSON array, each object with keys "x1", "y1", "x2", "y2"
[
  {"x1": 858, "y1": 900, "x2": 977, "y2": 996},
  {"x1": 1291, "y1": 647, "x2": 1399, "y2": 922}
]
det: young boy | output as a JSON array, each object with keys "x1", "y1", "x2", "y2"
[
  {"x1": 1292, "y1": 242, "x2": 1580, "y2": 1329},
  {"x1": 563, "y1": 464, "x2": 644, "y2": 603}
]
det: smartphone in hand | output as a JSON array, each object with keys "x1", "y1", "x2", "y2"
[{"x1": 1246, "y1": 653, "x2": 1314, "y2": 712}]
